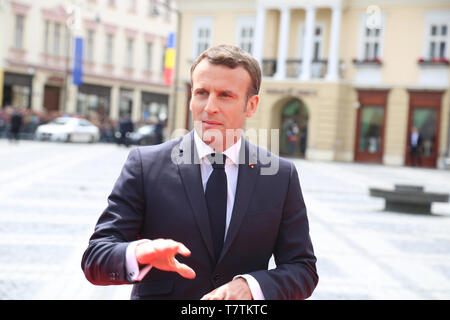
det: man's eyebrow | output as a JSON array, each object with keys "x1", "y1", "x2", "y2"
[
  {"x1": 220, "y1": 89, "x2": 237, "y2": 96},
  {"x1": 193, "y1": 87, "x2": 207, "y2": 92}
]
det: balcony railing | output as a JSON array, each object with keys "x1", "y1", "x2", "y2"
[
  {"x1": 262, "y1": 58, "x2": 332, "y2": 79},
  {"x1": 262, "y1": 59, "x2": 277, "y2": 77}
]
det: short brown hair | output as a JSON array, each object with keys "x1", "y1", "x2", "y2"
[{"x1": 190, "y1": 44, "x2": 261, "y2": 96}]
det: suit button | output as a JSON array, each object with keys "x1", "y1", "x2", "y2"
[{"x1": 213, "y1": 274, "x2": 221, "y2": 282}]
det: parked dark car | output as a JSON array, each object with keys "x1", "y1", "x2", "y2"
[{"x1": 128, "y1": 125, "x2": 157, "y2": 146}]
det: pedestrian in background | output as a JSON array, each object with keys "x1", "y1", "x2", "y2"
[
  {"x1": 117, "y1": 115, "x2": 134, "y2": 147},
  {"x1": 9, "y1": 108, "x2": 23, "y2": 143},
  {"x1": 410, "y1": 126, "x2": 423, "y2": 166}
]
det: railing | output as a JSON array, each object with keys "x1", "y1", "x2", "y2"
[
  {"x1": 262, "y1": 59, "x2": 277, "y2": 77},
  {"x1": 262, "y1": 58, "x2": 333, "y2": 79}
]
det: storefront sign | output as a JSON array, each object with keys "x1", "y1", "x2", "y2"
[{"x1": 265, "y1": 87, "x2": 317, "y2": 96}]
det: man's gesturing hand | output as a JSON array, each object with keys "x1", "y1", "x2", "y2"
[
  {"x1": 201, "y1": 278, "x2": 253, "y2": 300},
  {"x1": 135, "y1": 239, "x2": 196, "y2": 279}
]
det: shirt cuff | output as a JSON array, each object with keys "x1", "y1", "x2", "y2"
[
  {"x1": 125, "y1": 239, "x2": 153, "y2": 282},
  {"x1": 233, "y1": 274, "x2": 265, "y2": 300}
]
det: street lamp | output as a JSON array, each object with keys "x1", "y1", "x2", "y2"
[
  {"x1": 63, "y1": 0, "x2": 101, "y2": 115},
  {"x1": 152, "y1": 0, "x2": 181, "y2": 136}
]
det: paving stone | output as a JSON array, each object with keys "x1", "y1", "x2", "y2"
[{"x1": 1, "y1": 139, "x2": 450, "y2": 300}]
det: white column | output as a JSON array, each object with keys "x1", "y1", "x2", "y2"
[
  {"x1": 325, "y1": 5, "x2": 342, "y2": 81},
  {"x1": 275, "y1": 6, "x2": 291, "y2": 80},
  {"x1": 253, "y1": 4, "x2": 266, "y2": 68},
  {"x1": 300, "y1": 6, "x2": 316, "y2": 81},
  {"x1": 30, "y1": 72, "x2": 44, "y2": 112},
  {"x1": 110, "y1": 85, "x2": 120, "y2": 121},
  {"x1": 65, "y1": 80, "x2": 78, "y2": 114},
  {"x1": 131, "y1": 89, "x2": 141, "y2": 123}
]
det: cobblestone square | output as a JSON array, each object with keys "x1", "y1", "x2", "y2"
[{"x1": 1, "y1": 139, "x2": 449, "y2": 299}]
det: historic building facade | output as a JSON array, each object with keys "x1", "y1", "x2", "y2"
[
  {"x1": 172, "y1": 0, "x2": 450, "y2": 168},
  {"x1": 1, "y1": 0, "x2": 176, "y2": 124}
]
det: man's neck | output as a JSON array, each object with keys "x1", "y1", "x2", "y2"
[{"x1": 193, "y1": 129, "x2": 242, "y2": 153}]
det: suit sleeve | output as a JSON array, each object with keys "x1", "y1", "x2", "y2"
[
  {"x1": 81, "y1": 148, "x2": 146, "y2": 285},
  {"x1": 249, "y1": 162, "x2": 318, "y2": 299}
]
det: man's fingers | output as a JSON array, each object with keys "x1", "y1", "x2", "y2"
[
  {"x1": 176, "y1": 243, "x2": 192, "y2": 257},
  {"x1": 200, "y1": 288, "x2": 218, "y2": 300},
  {"x1": 140, "y1": 239, "x2": 196, "y2": 279},
  {"x1": 201, "y1": 287, "x2": 224, "y2": 300},
  {"x1": 173, "y1": 259, "x2": 196, "y2": 279}
]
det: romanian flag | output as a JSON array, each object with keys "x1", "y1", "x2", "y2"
[{"x1": 164, "y1": 33, "x2": 176, "y2": 86}]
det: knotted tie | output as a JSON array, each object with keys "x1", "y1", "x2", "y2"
[{"x1": 205, "y1": 153, "x2": 227, "y2": 262}]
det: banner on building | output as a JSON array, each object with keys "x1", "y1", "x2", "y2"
[
  {"x1": 164, "y1": 33, "x2": 176, "y2": 86},
  {"x1": 0, "y1": 69, "x2": 4, "y2": 107},
  {"x1": 73, "y1": 37, "x2": 83, "y2": 86}
]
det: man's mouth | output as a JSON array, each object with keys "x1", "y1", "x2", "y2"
[{"x1": 202, "y1": 120, "x2": 223, "y2": 126}]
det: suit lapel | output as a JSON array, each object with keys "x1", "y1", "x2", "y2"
[
  {"x1": 218, "y1": 139, "x2": 259, "y2": 264},
  {"x1": 176, "y1": 132, "x2": 215, "y2": 262}
]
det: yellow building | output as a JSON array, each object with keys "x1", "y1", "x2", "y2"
[{"x1": 171, "y1": 0, "x2": 450, "y2": 168}]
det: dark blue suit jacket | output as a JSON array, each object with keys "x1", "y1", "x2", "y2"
[{"x1": 81, "y1": 131, "x2": 318, "y2": 299}]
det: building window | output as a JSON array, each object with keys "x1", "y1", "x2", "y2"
[
  {"x1": 77, "y1": 84, "x2": 111, "y2": 118},
  {"x1": 15, "y1": 14, "x2": 24, "y2": 49},
  {"x1": 126, "y1": 38, "x2": 134, "y2": 68},
  {"x1": 11, "y1": 86, "x2": 30, "y2": 109},
  {"x1": 145, "y1": 42, "x2": 153, "y2": 71},
  {"x1": 312, "y1": 25, "x2": 324, "y2": 60},
  {"x1": 105, "y1": 34, "x2": 114, "y2": 65},
  {"x1": 86, "y1": 30, "x2": 95, "y2": 62},
  {"x1": 363, "y1": 27, "x2": 381, "y2": 60},
  {"x1": 129, "y1": 0, "x2": 136, "y2": 12},
  {"x1": 43, "y1": 20, "x2": 50, "y2": 53},
  {"x1": 192, "y1": 17, "x2": 213, "y2": 58},
  {"x1": 142, "y1": 92, "x2": 168, "y2": 123},
  {"x1": 119, "y1": 88, "x2": 133, "y2": 117},
  {"x1": 357, "y1": 13, "x2": 385, "y2": 62},
  {"x1": 297, "y1": 23, "x2": 324, "y2": 60},
  {"x1": 428, "y1": 24, "x2": 447, "y2": 59},
  {"x1": 149, "y1": 0, "x2": 159, "y2": 16},
  {"x1": 422, "y1": 11, "x2": 450, "y2": 62},
  {"x1": 53, "y1": 23, "x2": 61, "y2": 56},
  {"x1": 64, "y1": 27, "x2": 71, "y2": 57},
  {"x1": 236, "y1": 16, "x2": 255, "y2": 54},
  {"x1": 164, "y1": 0, "x2": 171, "y2": 21}
]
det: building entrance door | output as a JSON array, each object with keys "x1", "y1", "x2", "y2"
[
  {"x1": 280, "y1": 99, "x2": 309, "y2": 157},
  {"x1": 405, "y1": 91, "x2": 443, "y2": 168},
  {"x1": 43, "y1": 85, "x2": 60, "y2": 112},
  {"x1": 354, "y1": 90, "x2": 388, "y2": 163}
]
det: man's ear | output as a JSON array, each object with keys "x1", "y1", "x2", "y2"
[{"x1": 245, "y1": 95, "x2": 259, "y2": 118}]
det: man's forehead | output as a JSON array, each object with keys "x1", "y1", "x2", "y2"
[{"x1": 191, "y1": 60, "x2": 251, "y2": 90}]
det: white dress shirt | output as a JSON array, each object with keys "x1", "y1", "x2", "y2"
[
  {"x1": 125, "y1": 131, "x2": 265, "y2": 300},
  {"x1": 411, "y1": 132, "x2": 419, "y2": 147}
]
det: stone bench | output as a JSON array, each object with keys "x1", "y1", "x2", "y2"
[{"x1": 369, "y1": 184, "x2": 449, "y2": 214}]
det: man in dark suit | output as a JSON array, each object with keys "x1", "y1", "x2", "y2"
[
  {"x1": 9, "y1": 108, "x2": 23, "y2": 142},
  {"x1": 410, "y1": 126, "x2": 423, "y2": 166},
  {"x1": 81, "y1": 45, "x2": 318, "y2": 300}
]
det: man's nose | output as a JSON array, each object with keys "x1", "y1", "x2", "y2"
[{"x1": 204, "y1": 95, "x2": 219, "y2": 113}]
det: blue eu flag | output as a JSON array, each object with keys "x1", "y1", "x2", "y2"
[{"x1": 73, "y1": 37, "x2": 83, "y2": 86}]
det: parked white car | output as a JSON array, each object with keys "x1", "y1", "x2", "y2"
[{"x1": 35, "y1": 117, "x2": 100, "y2": 143}]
